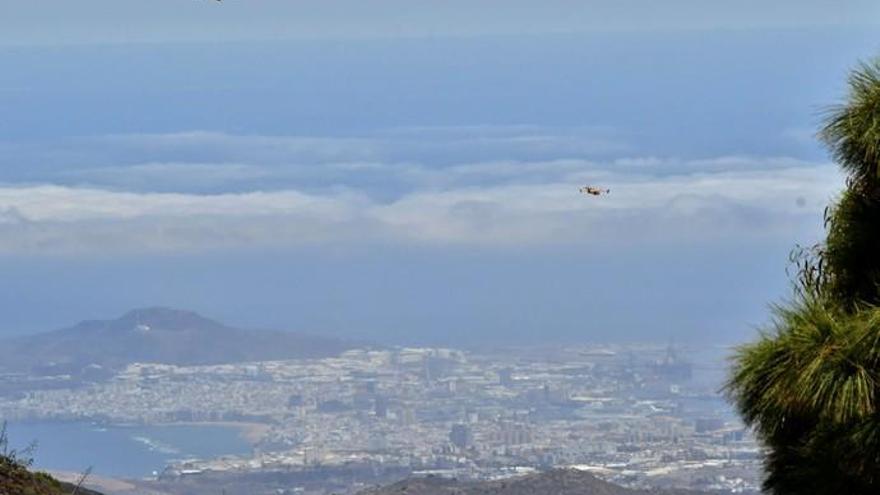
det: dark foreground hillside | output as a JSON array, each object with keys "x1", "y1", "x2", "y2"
[
  {"x1": 0, "y1": 455, "x2": 102, "y2": 495},
  {"x1": 358, "y1": 469, "x2": 714, "y2": 495}
]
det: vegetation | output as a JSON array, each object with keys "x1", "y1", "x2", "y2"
[
  {"x1": 726, "y1": 59, "x2": 880, "y2": 493},
  {"x1": 0, "y1": 423, "x2": 101, "y2": 495}
]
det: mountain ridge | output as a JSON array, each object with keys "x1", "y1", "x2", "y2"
[
  {"x1": 357, "y1": 469, "x2": 721, "y2": 495},
  {"x1": 0, "y1": 307, "x2": 352, "y2": 377},
  {"x1": 68, "y1": 307, "x2": 230, "y2": 334}
]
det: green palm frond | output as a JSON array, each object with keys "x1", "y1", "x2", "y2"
[
  {"x1": 728, "y1": 55, "x2": 880, "y2": 494},
  {"x1": 822, "y1": 189, "x2": 880, "y2": 307},
  {"x1": 727, "y1": 297, "x2": 880, "y2": 492},
  {"x1": 728, "y1": 298, "x2": 879, "y2": 427},
  {"x1": 821, "y1": 58, "x2": 880, "y2": 187}
]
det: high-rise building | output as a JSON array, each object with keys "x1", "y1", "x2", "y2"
[
  {"x1": 652, "y1": 344, "x2": 693, "y2": 382},
  {"x1": 374, "y1": 396, "x2": 389, "y2": 419},
  {"x1": 399, "y1": 407, "x2": 416, "y2": 426},
  {"x1": 498, "y1": 367, "x2": 514, "y2": 387},
  {"x1": 449, "y1": 423, "x2": 473, "y2": 449}
]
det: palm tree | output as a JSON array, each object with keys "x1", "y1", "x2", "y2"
[
  {"x1": 728, "y1": 298, "x2": 880, "y2": 492},
  {"x1": 727, "y1": 59, "x2": 880, "y2": 494},
  {"x1": 820, "y1": 60, "x2": 880, "y2": 308}
]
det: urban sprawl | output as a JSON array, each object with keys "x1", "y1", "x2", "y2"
[{"x1": 1, "y1": 345, "x2": 760, "y2": 494}]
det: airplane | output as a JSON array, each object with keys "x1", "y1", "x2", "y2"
[{"x1": 579, "y1": 186, "x2": 610, "y2": 196}]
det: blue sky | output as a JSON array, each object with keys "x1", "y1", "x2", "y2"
[{"x1": 0, "y1": 2, "x2": 877, "y2": 345}]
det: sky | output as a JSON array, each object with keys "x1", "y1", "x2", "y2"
[{"x1": 0, "y1": 1, "x2": 877, "y2": 345}]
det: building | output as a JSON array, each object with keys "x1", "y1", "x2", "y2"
[{"x1": 450, "y1": 423, "x2": 474, "y2": 449}]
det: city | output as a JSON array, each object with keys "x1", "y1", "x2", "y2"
[{"x1": 1, "y1": 345, "x2": 760, "y2": 494}]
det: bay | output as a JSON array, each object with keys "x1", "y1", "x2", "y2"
[{"x1": 3, "y1": 421, "x2": 252, "y2": 479}]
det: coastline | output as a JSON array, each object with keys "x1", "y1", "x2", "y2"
[
  {"x1": 48, "y1": 470, "x2": 138, "y2": 493},
  {"x1": 9, "y1": 420, "x2": 265, "y2": 481}
]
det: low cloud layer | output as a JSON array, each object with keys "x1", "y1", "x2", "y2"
[{"x1": 0, "y1": 131, "x2": 841, "y2": 254}]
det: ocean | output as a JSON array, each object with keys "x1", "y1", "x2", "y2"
[{"x1": 3, "y1": 421, "x2": 252, "y2": 479}]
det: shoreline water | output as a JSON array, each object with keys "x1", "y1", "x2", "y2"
[
  {"x1": 149, "y1": 421, "x2": 270, "y2": 445},
  {"x1": 6, "y1": 420, "x2": 254, "y2": 479}
]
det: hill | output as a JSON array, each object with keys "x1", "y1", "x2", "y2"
[
  {"x1": 0, "y1": 456, "x2": 102, "y2": 495},
  {"x1": 0, "y1": 307, "x2": 351, "y2": 376},
  {"x1": 358, "y1": 469, "x2": 714, "y2": 495}
]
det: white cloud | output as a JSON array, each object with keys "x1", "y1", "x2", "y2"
[
  {"x1": 0, "y1": 161, "x2": 842, "y2": 254},
  {"x1": 0, "y1": 128, "x2": 633, "y2": 200},
  {"x1": 60, "y1": 163, "x2": 271, "y2": 190},
  {"x1": 0, "y1": 186, "x2": 364, "y2": 223},
  {"x1": 31, "y1": 130, "x2": 829, "y2": 198},
  {"x1": 0, "y1": 129, "x2": 843, "y2": 254}
]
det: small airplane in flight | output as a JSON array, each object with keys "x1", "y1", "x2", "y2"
[{"x1": 579, "y1": 186, "x2": 610, "y2": 196}]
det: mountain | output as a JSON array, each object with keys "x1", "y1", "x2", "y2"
[
  {"x1": 358, "y1": 469, "x2": 715, "y2": 495},
  {"x1": 0, "y1": 307, "x2": 352, "y2": 376}
]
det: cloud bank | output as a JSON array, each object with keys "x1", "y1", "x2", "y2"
[{"x1": 0, "y1": 131, "x2": 841, "y2": 254}]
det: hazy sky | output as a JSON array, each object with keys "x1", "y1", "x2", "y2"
[
  {"x1": 0, "y1": 2, "x2": 876, "y2": 345},
  {"x1": 1, "y1": 1, "x2": 878, "y2": 45}
]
